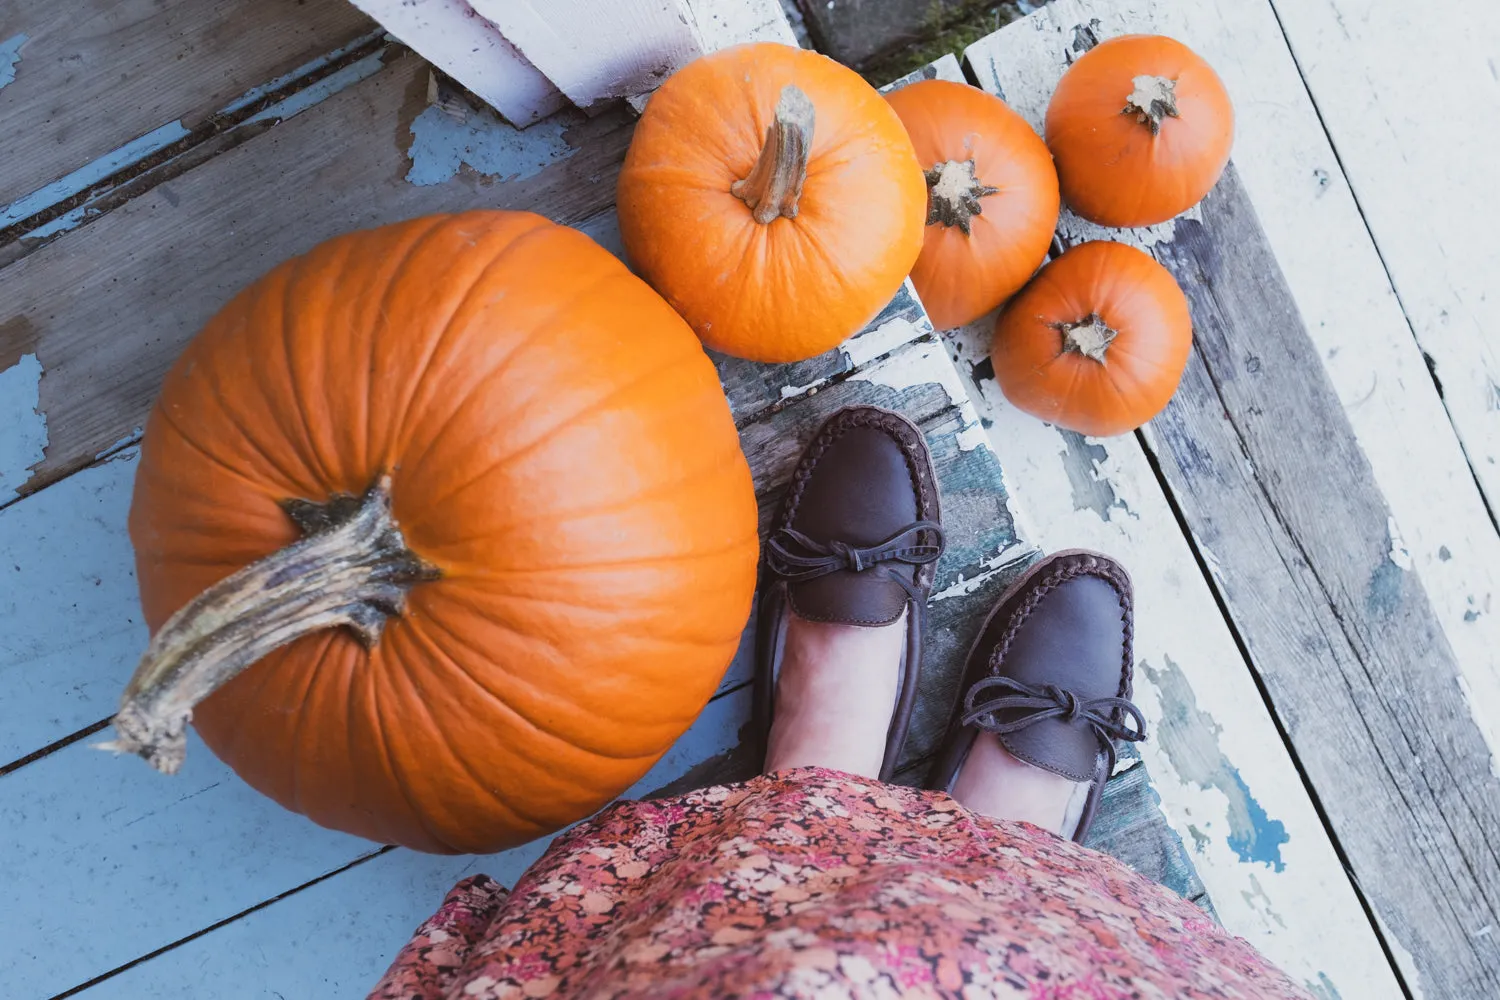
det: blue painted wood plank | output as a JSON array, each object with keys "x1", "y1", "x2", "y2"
[
  {"x1": 0, "y1": 450, "x2": 142, "y2": 763},
  {"x1": 0, "y1": 685, "x2": 749, "y2": 1000}
]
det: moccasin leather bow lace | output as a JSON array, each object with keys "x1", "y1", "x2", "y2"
[
  {"x1": 765, "y1": 521, "x2": 945, "y2": 599},
  {"x1": 961, "y1": 675, "x2": 1146, "y2": 770}
]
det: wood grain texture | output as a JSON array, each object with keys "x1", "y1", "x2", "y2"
[
  {"x1": 960, "y1": 8, "x2": 1408, "y2": 995},
  {"x1": 344, "y1": 0, "x2": 567, "y2": 126},
  {"x1": 975, "y1": 0, "x2": 1500, "y2": 793},
  {"x1": 1265, "y1": 0, "x2": 1500, "y2": 523},
  {"x1": 0, "y1": 0, "x2": 373, "y2": 208},
  {"x1": 471, "y1": 0, "x2": 705, "y2": 107},
  {"x1": 688, "y1": 0, "x2": 799, "y2": 50},
  {"x1": 0, "y1": 53, "x2": 635, "y2": 501},
  {"x1": 1146, "y1": 169, "x2": 1500, "y2": 998}
]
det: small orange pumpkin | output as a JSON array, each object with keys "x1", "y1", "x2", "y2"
[
  {"x1": 617, "y1": 42, "x2": 926, "y2": 363},
  {"x1": 885, "y1": 79, "x2": 1060, "y2": 330},
  {"x1": 110, "y1": 211, "x2": 761, "y2": 854},
  {"x1": 992, "y1": 240, "x2": 1191, "y2": 436},
  {"x1": 1045, "y1": 34, "x2": 1233, "y2": 227}
]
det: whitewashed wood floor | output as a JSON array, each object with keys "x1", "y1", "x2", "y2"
[{"x1": 1, "y1": 0, "x2": 1498, "y2": 997}]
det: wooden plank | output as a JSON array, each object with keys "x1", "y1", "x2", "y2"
[
  {"x1": 1146, "y1": 168, "x2": 1500, "y2": 998},
  {"x1": 688, "y1": 0, "x2": 799, "y2": 50},
  {"x1": 0, "y1": 52, "x2": 636, "y2": 501},
  {"x1": 967, "y1": 2, "x2": 1500, "y2": 992},
  {"x1": 957, "y1": 8, "x2": 1408, "y2": 996},
  {"x1": 978, "y1": 0, "x2": 1500, "y2": 787},
  {"x1": 0, "y1": 450, "x2": 142, "y2": 765},
  {"x1": 470, "y1": 0, "x2": 706, "y2": 108},
  {"x1": 343, "y1": 0, "x2": 568, "y2": 126},
  {"x1": 0, "y1": 0, "x2": 374, "y2": 209},
  {"x1": 1264, "y1": 0, "x2": 1500, "y2": 521}
]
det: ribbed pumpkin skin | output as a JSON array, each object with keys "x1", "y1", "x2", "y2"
[
  {"x1": 128, "y1": 211, "x2": 760, "y2": 854},
  {"x1": 885, "y1": 80, "x2": 1060, "y2": 331},
  {"x1": 1045, "y1": 35, "x2": 1233, "y2": 228},
  {"x1": 617, "y1": 43, "x2": 926, "y2": 363},
  {"x1": 992, "y1": 240, "x2": 1192, "y2": 436}
]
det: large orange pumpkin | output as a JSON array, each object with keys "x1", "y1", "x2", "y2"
[
  {"x1": 885, "y1": 79, "x2": 1060, "y2": 330},
  {"x1": 1045, "y1": 34, "x2": 1233, "y2": 227},
  {"x1": 992, "y1": 240, "x2": 1192, "y2": 436},
  {"x1": 110, "y1": 211, "x2": 761, "y2": 854},
  {"x1": 617, "y1": 42, "x2": 926, "y2": 363}
]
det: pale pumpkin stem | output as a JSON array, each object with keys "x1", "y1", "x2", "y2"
[
  {"x1": 1122, "y1": 74, "x2": 1179, "y2": 135},
  {"x1": 925, "y1": 159, "x2": 1000, "y2": 236},
  {"x1": 1058, "y1": 314, "x2": 1120, "y2": 363},
  {"x1": 732, "y1": 84, "x2": 816, "y2": 224},
  {"x1": 97, "y1": 477, "x2": 438, "y2": 775}
]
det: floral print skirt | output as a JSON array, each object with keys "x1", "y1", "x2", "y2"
[{"x1": 370, "y1": 767, "x2": 1311, "y2": 999}]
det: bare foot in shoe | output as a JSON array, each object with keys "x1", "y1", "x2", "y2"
[
  {"x1": 755, "y1": 406, "x2": 945, "y2": 782},
  {"x1": 930, "y1": 551, "x2": 1145, "y2": 842},
  {"x1": 764, "y1": 611, "x2": 906, "y2": 779},
  {"x1": 951, "y1": 733, "x2": 1091, "y2": 836}
]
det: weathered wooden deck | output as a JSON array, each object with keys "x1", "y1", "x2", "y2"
[{"x1": 2, "y1": 0, "x2": 1498, "y2": 997}]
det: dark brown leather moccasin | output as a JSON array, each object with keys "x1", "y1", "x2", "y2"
[
  {"x1": 755, "y1": 405, "x2": 945, "y2": 782},
  {"x1": 929, "y1": 550, "x2": 1146, "y2": 841}
]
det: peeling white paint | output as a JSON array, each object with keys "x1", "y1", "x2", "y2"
[
  {"x1": 1386, "y1": 515, "x2": 1413, "y2": 570},
  {"x1": 1196, "y1": 537, "x2": 1227, "y2": 588},
  {"x1": 1456, "y1": 674, "x2": 1500, "y2": 778},
  {"x1": 0, "y1": 354, "x2": 48, "y2": 501},
  {"x1": 0, "y1": 33, "x2": 25, "y2": 91},
  {"x1": 955, "y1": 420, "x2": 988, "y2": 452},
  {"x1": 405, "y1": 104, "x2": 574, "y2": 187},
  {"x1": 1372, "y1": 909, "x2": 1426, "y2": 1000},
  {"x1": 851, "y1": 339, "x2": 966, "y2": 406},
  {"x1": 841, "y1": 315, "x2": 923, "y2": 369},
  {"x1": 930, "y1": 540, "x2": 1034, "y2": 602},
  {"x1": 94, "y1": 427, "x2": 144, "y2": 461},
  {"x1": 778, "y1": 379, "x2": 824, "y2": 401}
]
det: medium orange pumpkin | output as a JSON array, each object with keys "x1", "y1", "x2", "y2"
[
  {"x1": 617, "y1": 42, "x2": 926, "y2": 363},
  {"x1": 992, "y1": 240, "x2": 1191, "y2": 436},
  {"x1": 1045, "y1": 34, "x2": 1233, "y2": 227},
  {"x1": 110, "y1": 211, "x2": 761, "y2": 854},
  {"x1": 885, "y1": 79, "x2": 1060, "y2": 330}
]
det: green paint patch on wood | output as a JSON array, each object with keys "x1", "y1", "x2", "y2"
[{"x1": 1143, "y1": 657, "x2": 1290, "y2": 872}]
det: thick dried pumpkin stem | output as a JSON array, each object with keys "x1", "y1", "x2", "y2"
[
  {"x1": 925, "y1": 159, "x2": 1000, "y2": 236},
  {"x1": 1122, "y1": 75, "x2": 1179, "y2": 135},
  {"x1": 732, "y1": 84, "x2": 816, "y2": 224},
  {"x1": 1058, "y1": 314, "x2": 1120, "y2": 363},
  {"x1": 99, "y1": 477, "x2": 438, "y2": 775}
]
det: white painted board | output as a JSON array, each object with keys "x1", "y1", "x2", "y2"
[
  {"x1": 1265, "y1": 0, "x2": 1500, "y2": 528},
  {"x1": 344, "y1": 0, "x2": 567, "y2": 126},
  {"x1": 470, "y1": 0, "x2": 706, "y2": 108}
]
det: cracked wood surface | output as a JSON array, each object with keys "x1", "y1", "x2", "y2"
[{"x1": 0, "y1": 0, "x2": 373, "y2": 211}]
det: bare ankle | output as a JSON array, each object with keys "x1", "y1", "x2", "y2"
[
  {"x1": 950, "y1": 733, "x2": 1088, "y2": 836},
  {"x1": 764, "y1": 613, "x2": 905, "y2": 778}
]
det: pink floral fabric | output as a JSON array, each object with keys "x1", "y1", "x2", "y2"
[{"x1": 371, "y1": 767, "x2": 1312, "y2": 999}]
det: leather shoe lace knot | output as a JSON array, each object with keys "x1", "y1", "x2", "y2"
[
  {"x1": 766, "y1": 522, "x2": 945, "y2": 599},
  {"x1": 961, "y1": 676, "x2": 1147, "y2": 747}
]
